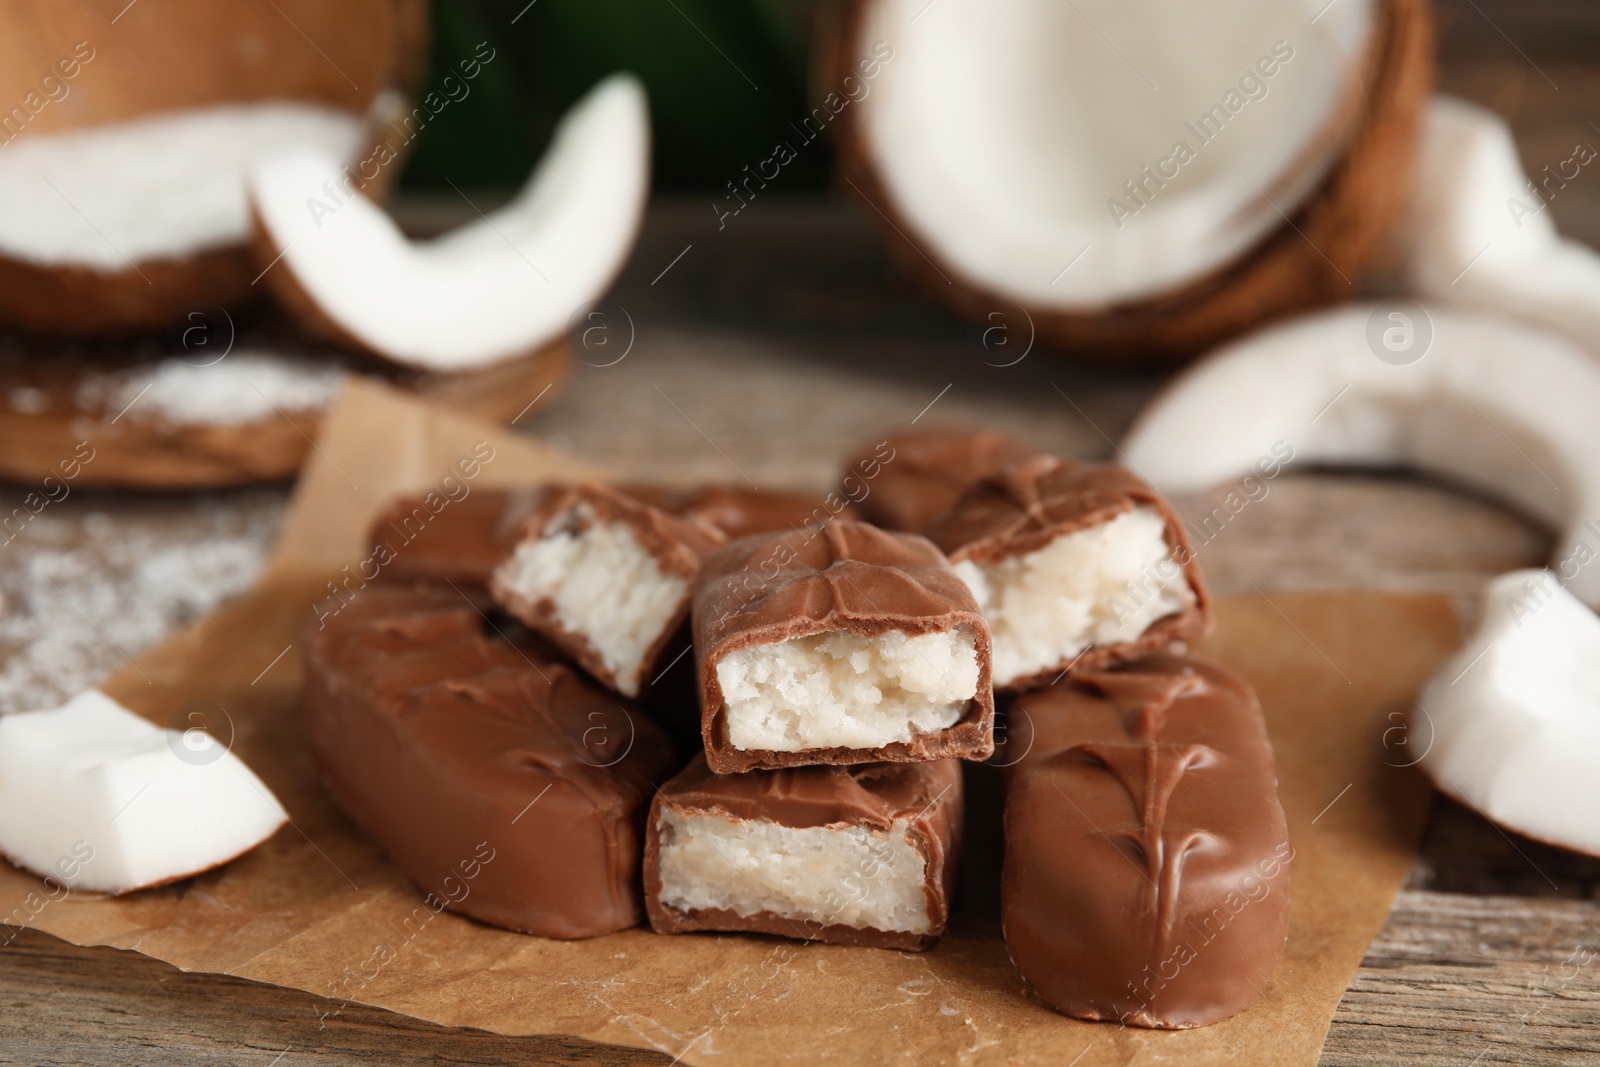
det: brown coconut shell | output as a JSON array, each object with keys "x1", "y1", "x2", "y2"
[
  {"x1": 0, "y1": 0, "x2": 429, "y2": 336},
  {"x1": 0, "y1": 328, "x2": 570, "y2": 490},
  {"x1": 823, "y1": 0, "x2": 1435, "y2": 364}
]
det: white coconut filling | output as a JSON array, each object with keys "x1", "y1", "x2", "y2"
[
  {"x1": 0, "y1": 102, "x2": 370, "y2": 269},
  {"x1": 716, "y1": 626, "x2": 978, "y2": 752},
  {"x1": 494, "y1": 505, "x2": 686, "y2": 696},
  {"x1": 956, "y1": 506, "x2": 1191, "y2": 686},
  {"x1": 656, "y1": 808, "x2": 931, "y2": 934},
  {"x1": 857, "y1": 0, "x2": 1371, "y2": 308}
]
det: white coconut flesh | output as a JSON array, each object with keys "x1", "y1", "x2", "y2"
[
  {"x1": 0, "y1": 689, "x2": 288, "y2": 895},
  {"x1": 0, "y1": 102, "x2": 371, "y2": 271},
  {"x1": 1119, "y1": 304, "x2": 1600, "y2": 605},
  {"x1": 1406, "y1": 95, "x2": 1600, "y2": 352},
  {"x1": 1418, "y1": 569, "x2": 1600, "y2": 857},
  {"x1": 248, "y1": 74, "x2": 650, "y2": 372},
  {"x1": 854, "y1": 0, "x2": 1372, "y2": 308}
]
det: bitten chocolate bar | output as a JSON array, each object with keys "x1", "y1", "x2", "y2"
[
  {"x1": 644, "y1": 755, "x2": 962, "y2": 950},
  {"x1": 301, "y1": 587, "x2": 677, "y2": 939},
  {"x1": 490, "y1": 484, "x2": 725, "y2": 697},
  {"x1": 925, "y1": 455, "x2": 1209, "y2": 691},
  {"x1": 843, "y1": 427, "x2": 1039, "y2": 532},
  {"x1": 621, "y1": 484, "x2": 858, "y2": 541},
  {"x1": 1003, "y1": 655, "x2": 1291, "y2": 1029},
  {"x1": 693, "y1": 521, "x2": 994, "y2": 773},
  {"x1": 368, "y1": 487, "x2": 537, "y2": 589}
]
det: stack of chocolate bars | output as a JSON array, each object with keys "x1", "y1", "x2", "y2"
[{"x1": 300, "y1": 426, "x2": 1291, "y2": 1029}]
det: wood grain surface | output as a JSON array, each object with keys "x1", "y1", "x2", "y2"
[{"x1": 4, "y1": 0, "x2": 1600, "y2": 1062}]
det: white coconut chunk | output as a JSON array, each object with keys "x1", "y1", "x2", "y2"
[
  {"x1": 1419, "y1": 569, "x2": 1600, "y2": 856},
  {"x1": 656, "y1": 808, "x2": 931, "y2": 934},
  {"x1": 1119, "y1": 304, "x2": 1600, "y2": 606},
  {"x1": 716, "y1": 626, "x2": 978, "y2": 752},
  {"x1": 0, "y1": 689, "x2": 288, "y2": 894},
  {"x1": 856, "y1": 0, "x2": 1371, "y2": 308},
  {"x1": 955, "y1": 506, "x2": 1191, "y2": 687},
  {"x1": 1405, "y1": 95, "x2": 1600, "y2": 353},
  {"x1": 248, "y1": 74, "x2": 650, "y2": 371},
  {"x1": 0, "y1": 102, "x2": 369, "y2": 269},
  {"x1": 494, "y1": 504, "x2": 686, "y2": 696}
]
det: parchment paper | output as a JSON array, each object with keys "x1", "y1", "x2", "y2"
[{"x1": 2, "y1": 378, "x2": 1459, "y2": 1065}]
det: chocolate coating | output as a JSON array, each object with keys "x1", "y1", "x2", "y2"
[
  {"x1": 925, "y1": 454, "x2": 1212, "y2": 684},
  {"x1": 301, "y1": 586, "x2": 677, "y2": 939},
  {"x1": 843, "y1": 427, "x2": 1041, "y2": 532},
  {"x1": 643, "y1": 755, "x2": 963, "y2": 950},
  {"x1": 368, "y1": 485, "x2": 851, "y2": 592},
  {"x1": 489, "y1": 484, "x2": 725, "y2": 696},
  {"x1": 620, "y1": 484, "x2": 858, "y2": 541},
  {"x1": 1002, "y1": 655, "x2": 1291, "y2": 1028},
  {"x1": 693, "y1": 520, "x2": 995, "y2": 773},
  {"x1": 367, "y1": 488, "x2": 538, "y2": 589}
]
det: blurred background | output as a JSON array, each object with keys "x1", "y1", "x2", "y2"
[
  {"x1": 403, "y1": 0, "x2": 826, "y2": 191},
  {"x1": 399, "y1": 0, "x2": 1600, "y2": 242}
]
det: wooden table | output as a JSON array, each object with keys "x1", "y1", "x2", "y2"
[{"x1": 4, "y1": 2, "x2": 1600, "y2": 1062}]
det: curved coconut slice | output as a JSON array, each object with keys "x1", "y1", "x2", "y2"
[
  {"x1": 248, "y1": 75, "x2": 650, "y2": 372},
  {"x1": 1120, "y1": 304, "x2": 1600, "y2": 605},
  {"x1": 827, "y1": 0, "x2": 1433, "y2": 359},
  {"x1": 0, "y1": 690, "x2": 287, "y2": 894},
  {"x1": 1418, "y1": 569, "x2": 1600, "y2": 857},
  {"x1": 1405, "y1": 95, "x2": 1600, "y2": 352}
]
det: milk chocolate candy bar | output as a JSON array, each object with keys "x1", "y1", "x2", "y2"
[
  {"x1": 490, "y1": 484, "x2": 725, "y2": 697},
  {"x1": 619, "y1": 484, "x2": 858, "y2": 540},
  {"x1": 1003, "y1": 655, "x2": 1291, "y2": 1028},
  {"x1": 694, "y1": 520, "x2": 995, "y2": 773},
  {"x1": 644, "y1": 755, "x2": 962, "y2": 950},
  {"x1": 301, "y1": 586, "x2": 677, "y2": 939},
  {"x1": 843, "y1": 427, "x2": 1040, "y2": 532},
  {"x1": 925, "y1": 455, "x2": 1210, "y2": 691},
  {"x1": 368, "y1": 488, "x2": 537, "y2": 589}
]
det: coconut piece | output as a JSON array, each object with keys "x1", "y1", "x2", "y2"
[
  {"x1": 0, "y1": 1, "x2": 426, "y2": 131},
  {"x1": 842, "y1": 427, "x2": 1041, "y2": 532},
  {"x1": 0, "y1": 689, "x2": 287, "y2": 895},
  {"x1": 926, "y1": 456, "x2": 1209, "y2": 690},
  {"x1": 0, "y1": 328, "x2": 569, "y2": 489},
  {"x1": 1418, "y1": 569, "x2": 1600, "y2": 857},
  {"x1": 490, "y1": 484, "x2": 725, "y2": 698},
  {"x1": 694, "y1": 521, "x2": 994, "y2": 773},
  {"x1": 1405, "y1": 95, "x2": 1600, "y2": 352},
  {"x1": 825, "y1": 0, "x2": 1433, "y2": 360},
  {"x1": 644, "y1": 755, "x2": 963, "y2": 950},
  {"x1": 1120, "y1": 304, "x2": 1600, "y2": 606},
  {"x1": 0, "y1": 0, "x2": 424, "y2": 334},
  {"x1": 248, "y1": 75, "x2": 650, "y2": 372}
]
